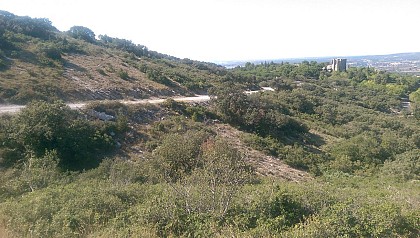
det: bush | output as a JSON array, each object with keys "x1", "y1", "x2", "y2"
[
  {"x1": 117, "y1": 69, "x2": 129, "y2": 80},
  {"x1": 224, "y1": 184, "x2": 311, "y2": 236},
  {"x1": 151, "y1": 138, "x2": 253, "y2": 236},
  {"x1": 96, "y1": 68, "x2": 107, "y2": 76},
  {"x1": 154, "y1": 130, "x2": 210, "y2": 181},
  {"x1": 0, "y1": 181, "x2": 130, "y2": 237},
  {"x1": 381, "y1": 149, "x2": 420, "y2": 181},
  {"x1": 38, "y1": 42, "x2": 62, "y2": 60},
  {"x1": 241, "y1": 133, "x2": 283, "y2": 156},
  {"x1": 2, "y1": 101, "x2": 116, "y2": 170},
  {"x1": 327, "y1": 133, "x2": 388, "y2": 173},
  {"x1": 285, "y1": 200, "x2": 418, "y2": 238},
  {"x1": 146, "y1": 69, "x2": 174, "y2": 86}
]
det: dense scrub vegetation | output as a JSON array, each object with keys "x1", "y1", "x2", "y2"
[
  {"x1": 0, "y1": 9, "x2": 419, "y2": 238},
  {"x1": 0, "y1": 81, "x2": 418, "y2": 237}
]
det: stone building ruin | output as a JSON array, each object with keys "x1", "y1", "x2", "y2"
[{"x1": 327, "y1": 58, "x2": 347, "y2": 72}]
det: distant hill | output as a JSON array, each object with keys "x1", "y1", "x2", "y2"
[
  {"x1": 221, "y1": 52, "x2": 420, "y2": 75},
  {"x1": 0, "y1": 10, "x2": 227, "y2": 104}
]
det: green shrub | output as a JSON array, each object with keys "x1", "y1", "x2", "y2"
[
  {"x1": 19, "y1": 150, "x2": 61, "y2": 192},
  {"x1": 381, "y1": 149, "x2": 420, "y2": 181},
  {"x1": 154, "y1": 130, "x2": 210, "y2": 181},
  {"x1": 146, "y1": 69, "x2": 174, "y2": 86},
  {"x1": 2, "y1": 101, "x2": 116, "y2": 170},
  {"x1": 0, "y1": 181, "x2": 129, "y2": 237},
  {"x1": 285, "y1": 200, "x2": 419, "y2": 238},
  {"x1": 67, "y1": 26, "x2": 96, "y2": 43},
  {"x1": 150, "y1": 138, "x2": 253, "y2": 237},
  {"x1": 96, "y1": 68, "x2": 107, "y2": 76},
  {"x1": 117, "y1": 69, "x2": 129, "y2": 80},
  {"x1": 38, "y1": 42, "x2": 62, "y2": 60},
  {"x1": 241, "y1": 133, "x2": 283, "y2": 156}
]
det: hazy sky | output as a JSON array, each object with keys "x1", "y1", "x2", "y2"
[{"x1": 1, "y1": 0, "x2": 419, "y2": 62}]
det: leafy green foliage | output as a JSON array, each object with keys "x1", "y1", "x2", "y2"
[
  {"x1": 381, "y1": 149, "x2": 420, "y2": 181},
  {"x1": 151, "y1": 137, "x2": 254, "y2": 237},
  {"x1": 328, "y1": 133, "x2": 387, "y2": 172},
  {"x1": 409, "y1": 88, "x2": 420, "y2": 104},
  {"x1": 233, "y1": 61, "x2": 325, "y2": 82},
  {"x1": 67, "y1": 26, "x2": 96, "y2": 43},
  {"x1": 0, "y1": 101, "x2": 418, "y2": 237},
  {"x1": 154, "y1": 130, "x2": 210, "y2": 181},
  {"x1": 410, "y1": 88, "x2": 420, "y2": 119},
  {"x1": 227, "y1": 187, "x2": 310, "y2": 235},
  {"x1": 117, "y1": 68, "x2": 129, "y2": 80},
  {"x1": 0, "y1": 10, "x2": 57, "y2": 40},
  {"x1": 0, "y1": 101, "x2": 117, "y2": 170},
  {"x1": 210, "y1": 83, "x2": 249, "y2": 126},
  {"x1": 20, "y1": 150, "x2": 61, "y2": 192},
  {"x1": 37, "y1": 41, "x2": 63, "y2": 60},
  {"x1": 98, "y1": 34, "x2": 149, "y2": 57},
  {"x1": 210, "y1": 83, "x2": 308, "y2": 138},
  {"x1": 146, "y1": 68, "x2": 174, "y2": 86}
]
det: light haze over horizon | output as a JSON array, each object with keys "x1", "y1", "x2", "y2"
[{"x1": 1, "y1": 0, "x2": 419, "y2": 62}]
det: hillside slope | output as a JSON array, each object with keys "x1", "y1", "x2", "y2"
[
  {"x1": 0, "y1": 10, "x2": 418, "y2": 238},
  {"x1": 0, "y1": 10, "x2": 226, "y2": 104}
]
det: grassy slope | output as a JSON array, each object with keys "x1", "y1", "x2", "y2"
[{"x1": 0, "y1": 25, "x2": 225, "y2": 104}]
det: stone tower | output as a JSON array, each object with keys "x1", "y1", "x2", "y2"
[{"x1": 332, "y1": 58, "x2": 347, "y2": 72}]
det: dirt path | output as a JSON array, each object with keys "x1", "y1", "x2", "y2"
[
  {"x1": 0, "y1": 95, "x2": 211, "y2": 114},
  {"x1": 0, "y1": 105, "x2": 26, "y2": 114},
  {"x1": 0, "y1": 87, "x2": 276, "y2": 114}
]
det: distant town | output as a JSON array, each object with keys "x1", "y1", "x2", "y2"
[
  {"x1": 346, "y1": 52, "x2": 420, "y2": 75},
  {"x1": 221, "y1": 52, "x2": 420, "y2": 76}
]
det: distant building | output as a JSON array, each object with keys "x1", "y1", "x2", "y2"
[
  {"x1": 331, "y1": 58, "x2": 347, "y2": 72},
  {"x1": 324, "y1": 58, "x2": 347, "y2": 72}
]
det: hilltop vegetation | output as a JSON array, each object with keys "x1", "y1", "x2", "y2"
[{"x1": 0, "y1": 11, "x2": 419, "y2": 237}]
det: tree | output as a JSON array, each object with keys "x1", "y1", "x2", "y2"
[
  {"x1": 0, "y1": 11, "x2": 57, "y2": 39},
  {"x1": 209, "y1": 83, "x2": 249, "y2": 126},
  {"x1": 68, "y1": 26, "x2": 96, "y2": 43}
]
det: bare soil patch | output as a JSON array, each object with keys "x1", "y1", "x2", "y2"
[{"x1": 212, "y1": 123, "x2": 312, "y2": 182}]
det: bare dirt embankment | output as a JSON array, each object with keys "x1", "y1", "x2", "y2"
[
  {"x1": 61, "y1": 53, "x2": 178, "y2": 100},
  {"x1": 212, "y1": 124, "x2": 312, "y2": 182},
  {"x1": 0, "y1": 224, "x2": 12, "y2": 238}
]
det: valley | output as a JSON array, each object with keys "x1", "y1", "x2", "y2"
[{"x1": 0, "y1": 10, "x2": 419, "y2": 238}]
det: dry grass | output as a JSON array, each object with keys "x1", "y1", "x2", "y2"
[
  {"x1": 0, "y1": 41, "x2": 183, "y2": 103},
  {"x1": 0, "y1": 224, "x2": 13, "y2": 238}
]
